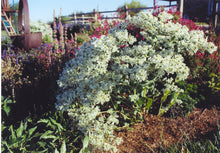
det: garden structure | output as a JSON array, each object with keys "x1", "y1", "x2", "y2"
[{"x1": 1, "y1": 0, "x2": 42, "y2": 49}]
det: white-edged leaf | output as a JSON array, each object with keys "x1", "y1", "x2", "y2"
[
  {"x1": 80, "y1": 135, "x2": 89, "y2": 153},
  {"x1": 28, "y1": 126, "x2": 37, "y2": 138},
  {"x1": 16, "y1": 121, "x2": 24, "y2": 138},
  {"x1": 9, "y1": 125, "x2": 16, "y2": 143},
  {"x1": 49, "y1": 117, "x2": 64, "y2": 131},
  {"x1": 38, "y1": 141, "x2": 47, "y2": 148},
  {"x1": 55, "y1": 148, "x2": 59, "y2": 153},
  {"x1": 60, "y1": 140, "x2": 66, "y2": 153},
  {"x1": 37, "y1": 119, "x2": 49, "y2": 124},
  {"x1": 39, "y1": 130, "x2": 55, "y2": 139},
  {"x1": 40, "y1": 135, "x2": 57, "y2": 140}
]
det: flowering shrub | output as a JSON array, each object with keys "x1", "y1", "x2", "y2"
[
  {"x1": 1, "y1": 53, "x2": 23, "y2": 90},
  {"x1": 30, "y1": 20, "x2": 53, "y2": 43},
  {"x1": 56, "y1": 11, "x2": 217, "y2": 152},
  {"x1": 1, "y1": 51, "x2": 29, "y2": 102}
]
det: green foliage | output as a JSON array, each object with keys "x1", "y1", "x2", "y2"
[
  {"x1": 1, "y1": 96, "x2": 14, "y2": 117},
  {"x1": 208, "y1": 72, "x2": 220, "y2": 94},
  {"x1": 1, "y1": 96, "x2": 14, "y2": 136},
  {"x1": 158, "y1": 90, "x2": 179, "y2": 117},
  {"x1": 110, "y1": 80, "x2": 159, "y2": 124},
  {"x1": 1, "y1": 97, "x2": 39, "y2": 153},
  {"x1": 61, "y1": 16, "x2": 71, "y2": 24},
  {"x1": 36, "y1": 111, "x2": 82, "y2": 152},
  {"x1": 1, "y1": 30, "x2": 12, "y2": 47},
  {"x1": 75, "y1": 32, "x2": 90, "y2": 45},
  {"x1": 79, "y1": 135, "x2": 89, "y2": 153},
  {"x1": 1, "y1": 122, "x2": 38, "y2": 153},
  {"x1": 1, "y1": 96, "x2": 82, "y2": 153},
  {"x1": 176, "y1": 81, "x2": 201, "y2": 115},
  {"x1": 55, "y1": 140, "x2": 66, "y2": 153}
]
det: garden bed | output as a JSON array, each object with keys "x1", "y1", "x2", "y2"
[{"x1": 1, "y1": 9, "x2": 220, "y2": 153}]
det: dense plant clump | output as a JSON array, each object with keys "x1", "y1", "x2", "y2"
[{"x1": 56, "y1": 11, "x2": 217, "y2": 152}]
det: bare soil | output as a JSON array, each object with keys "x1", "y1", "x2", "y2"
[{"x1": 114, "y1": 107, "x2": 220, "y2": 153}]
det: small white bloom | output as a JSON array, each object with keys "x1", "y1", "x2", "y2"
[
  {"x1": 129, "y1": 94, "x2": 139, "y2": 102},
  {"x1": 158, "y1": 11, "x2": 173, "y2": 23}
]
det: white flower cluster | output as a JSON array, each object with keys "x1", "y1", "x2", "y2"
[
  {"x1": 56, "y1": 12, "x2": 217, "y2": 152},
  {"x1": 132, "y1": 12, "x2": 217, "y2": 55},
  {"x1": 150, "y1": 54, "x2": 189, "y2": 81},
  {"x1": 30, "y1": 20, "x2": 53, "y2": 43},
  {"x1": 68, "y1": 106, "x2": 122, "y2": 152},
  {"x1": 158, "y1": 11, "x2": 173, "y2": 23}
]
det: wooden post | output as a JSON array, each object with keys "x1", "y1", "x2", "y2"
[
  {"x1": 74, "y1": 12, "x2": 77, "y2": 24},
  {"x1": 180, "y1": 0, "x2": 184, "y2": 18},
  {"x1": 82, "y1": 14, "x2": 84, "y2": 24}
]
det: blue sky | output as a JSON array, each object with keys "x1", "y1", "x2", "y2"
[{"x1": 9, "y1": 0, "x2": 176, "y2": 23}]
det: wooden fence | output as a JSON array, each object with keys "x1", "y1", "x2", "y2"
[{"x1": 64, "y1": 4, "x2": 177, "y2": 25}]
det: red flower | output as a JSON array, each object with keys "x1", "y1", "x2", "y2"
[
  {"x1": 120, "y1": 45, "x2": 127, "y2": 48},
  {"x1": 96, "y1": 27, "x2": 101, "y2": 32}
]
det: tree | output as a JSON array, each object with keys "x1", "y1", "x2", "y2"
[{"x1": 118, "y1": 0, "x2": 147, "y2": 17}]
